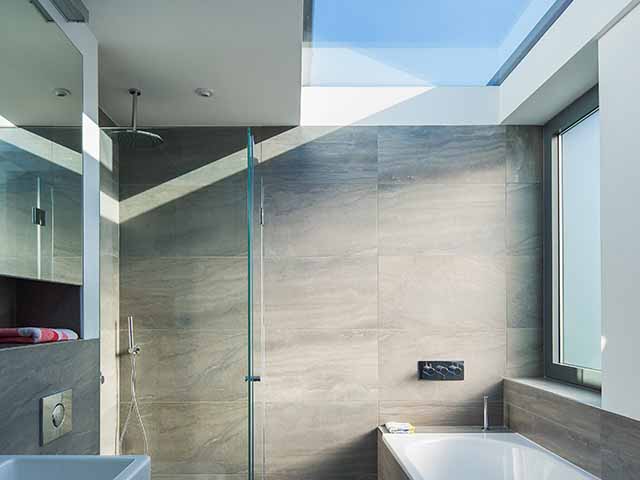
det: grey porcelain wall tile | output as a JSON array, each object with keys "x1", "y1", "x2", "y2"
[
  {"x1": 378, "y1": 126, "x2": 506, "y2": 184},
  {"x1": 116, "y1": 129, "x2": 183, "y2": 189},
  {"x1": 50, "y1": 256, "x2": 83, "y2": 285},
  {"x1": 265, "y1": 401, "x2": 378, "y2": 480},
  {"x1": 119, "y1": 329, "x2": 247, "y2": 403},
  {"x1": 120, "y1": 184, "x2": 177, "y2": 257},
  {"x1": 0, "y1": 340, "x2": 100, "y2": 454},
  {"x1": 506, "y1": 183, "x2": 541, "y2": 256},
  {"x1": 0, "y1": 256, "x2": 37, "y2": 282},
  {"x1": 264, "y1": 472, "x2": 378, "y2": 480},
  {"x1": 120, "y1": 257, "x2": 247, "y2": 330},
  {"x1": 379, "y1": 330, "x2": 506, "y2": 403},
  {"x1": 379, "y1": 255, "x2": 506, "y2": 332},
  {"x1": 120, "y1": 401, "x2": 247, "y2": 476},
  {"x1": 264, "y1": 329, "x2": 378, "y2": 402},
  {"x1": 504, "y1": 380, "x2": 601, "y2": 441},
  {"x1": 380, "y1": 433, "x2": 410, "y2": 480},
  {"x1": 601, "y1": 411, "x2": 640, "y2": 480},
  {"x1": 51, "y1": 173, "x2": 83, "y2": 258},
  {"x1": 174, "y1": 173, "x2": 247, "y2": 257},
  {"x1": 264, "y1": 181, "x2": 377, "y2": 257},
  {"x1": 507, "y1": 255, "x2": 542, "y2": 328},
  {"x1": 0, "y1": 179, "x2": 39, "y2": 269},
  {"x1": 529, "y1": 413, "x2": 602, "y2": 477},
  {"x1": 506, "y1": 328, "x2": 543, "y2": 377},
  {"x1": 154, "y1": 476, "x2": 247, "y2": 480},
  {"x1": 504, "y1": 403, "x2": 536, "y2": 437},
  {"x1": 506, "y1": 126, "x2": 543, "y2": 184},
  {"x1": 259, "y1": 127, "x2": 377, "y2": 184},
  {"x1": 166, "y1": 128, "x2": 248, "y2": 182},
  {"x1": 379, "y1": 400, "x2": 503, "y2": 427},
  {"x1": 264, "y1": 255, "x2": 377, "y2": 329},
  {"x1": 101, "y1": 215, "x2": 119, "y2": 258},
  {"x1": 258, "y1": 125, "x2": 377, "y2": 146},
  {"x1": 505, "y1": 378, "x2": 601, "y2": 408},
  {"x1": 379, "y1": 183, "x2": 505, "y2": 255},
  {"x1": 99, "y1": 250, "x2": 118, "y2": 329},
  {"x1": 259, "y1": 141, "x2": 377, "y2": 184}
]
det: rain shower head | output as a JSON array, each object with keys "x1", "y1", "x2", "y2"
[{"x1": 110, "y1": 88, "x2": 164, "y2": 149}]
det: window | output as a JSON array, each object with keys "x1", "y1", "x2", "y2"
[
  {"x1": 544, "y1": 87, "x2": 601, "y2": 389},
  {"x1": 302, "y1": 0, "x2": 574, "y2": 86}
]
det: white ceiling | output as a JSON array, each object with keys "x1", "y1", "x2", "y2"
[
  {"x1": 0, "y1": 0, "x2": 83, "y2": 127},
  {"x1": 85, "y1": 0, "x2": 303, "y2": 127}
]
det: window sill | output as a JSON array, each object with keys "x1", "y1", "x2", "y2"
[{"x1": 503, "y1": 377, "x2": 602, "y2": 410}]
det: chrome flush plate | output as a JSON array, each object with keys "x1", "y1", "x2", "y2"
[{"x1": 41, "y1": 389, "x2": 72, "y2": 445}]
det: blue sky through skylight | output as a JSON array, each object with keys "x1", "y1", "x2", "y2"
[{"x1": 303, "y1": 0, "x2": 563, "y2": 86}]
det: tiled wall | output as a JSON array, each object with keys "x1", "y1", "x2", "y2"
[
  {"x1": 0, "y1": 340, "x2": 100, "y2": 454},
  {"x1": 118, "y1": 128, "x2": 250, "y2": 479},
  {"x1": 505, "y1": 378, "x2": 640, "y2": 479},
  {"x1": 118, "y1": 125, "x2": 543, "y2": 480}
]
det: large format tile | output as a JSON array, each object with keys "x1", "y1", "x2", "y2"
[
  {"x1": 264, "y1": 329, "x2": 378, "y2": 402},
  {"x1": 505, "y1": 389, "x2": 601, "y2": 478},
  {"x1": 379, "y1": 400, "x2": 503, "y2": 427},
  {"x1": 259, "y1": 127, "x2": 377, "y2": 184},
  {"x1": 49, "y1": 173, "x2": 82, "y2": 258},
  {"x1": 0, "y1": 340, "x2": 100, "y2": 454},
  {"x1": 379, "y1": 182, "x2": 505, "y2": 255},
  {"x1": 504, "y1": 403, "x2": 536, "y2": 437},
  {"x1": 264, "y1": 255, "x2": 377, "y2": 329},
  {"x1": 506, "y1": 183, "x2": 541, "y2": 256},
  {"x1": 119, "y1": 329, "x2": 247, "y2": 403},
  {"x1": 602, "y1": 410, "x2": 640, "y2": 480},
  {"x1": 120, "y1": 184, "x2": 178, "y2": 257},
  {"x1": 101, "y1": 214, "x2": 119, "y2": 258},
  {"x1": 50, "y1": 256, "x2": 83, "y2": 285},
  {"x1": 258, "y1": 125, "x2": 376, "y2": 147},
  {"x1": 265, "y1": 401, "x2": 378, "y2": 480},
  {"x1": 264, "y1": 181, "x2": 377, "y2": 257},
  {"x1": 120, "y1": 401, "x2": 247, "y2": 476},
  {"x1": 154, "y1": 476, "x2": 247, "y2": 480},
  {"x1": 506, "y1": 328, "x2": 543, "y2": 377},
  {"x1": 504, "y1": 380, "x2": 601, "y2": 440},
  {"x1": 378, "y1": 126, "x2": 505, "y2": 184},
  {"x1": 379, "y1": 330, "x2": 506, "y2": 403},
  {"x1": 507, "y1": 255, "x2": 542, "y2": 328},
  {"x1": 174, "y1": 173, "x2": 247, "y2": 257},
  {"x1": 506, "y1": 126, "x2": 543, "y2": 184},
  {"x1": 379, "y1": 255, "x2": 505, "y2": 332},
  {"x1": 120, "y1": 257, "x2": 247, "y2": 330},
  {"x1": 529, "y1": 413, "x2": 602, "y2": 477}
]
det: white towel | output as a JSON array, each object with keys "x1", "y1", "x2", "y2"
[{"x1": 385, "y1": 422, "x2": 415, "y2": 434}]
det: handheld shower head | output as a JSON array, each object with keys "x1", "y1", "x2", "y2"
[{"x1": 127, "y1": 315, "x2": 140, "y2": 356}]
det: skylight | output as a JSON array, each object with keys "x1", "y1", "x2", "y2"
[{"x1": 303, "y1": 0, "x2": 573, "y2": 86}]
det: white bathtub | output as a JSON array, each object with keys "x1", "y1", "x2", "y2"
[{"x1": 382, "y1": 432, "x2": 599, "y2": 480}]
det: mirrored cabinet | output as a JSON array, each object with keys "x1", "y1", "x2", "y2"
[{"x1": 0, "y1": 0, "x2": 83, "y2": 344}]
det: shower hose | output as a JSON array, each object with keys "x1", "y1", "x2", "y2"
[{"x1": 119, "y1": 351, "x2": 149, "y2": 455}]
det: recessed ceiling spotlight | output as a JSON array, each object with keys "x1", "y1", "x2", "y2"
[
  {"x1": 53, "y1": 88, "x2": 71, "y2": 98},
  {"x1": 195, "y1": 88, "x2": 214, "y2": 98}
]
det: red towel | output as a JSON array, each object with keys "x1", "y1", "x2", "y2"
[{"x1": 0, "y1": 327, "x2": 78, "y2": 344}]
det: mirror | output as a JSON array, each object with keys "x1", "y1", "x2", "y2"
[{"x1": 0, "y1": 0, "x2": 83, "y2": 285}]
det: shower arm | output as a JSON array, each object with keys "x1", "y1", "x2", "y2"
[{"x1": 129, "y1": 88, "x2": 141, "y2": 133}]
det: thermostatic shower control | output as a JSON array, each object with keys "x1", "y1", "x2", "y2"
[
  {"x1": 418, "y1": 361, "x2": 465, "y2": 381},
  {"x1": 41, "y1": 389, "x2": 72, "y2": 445}
]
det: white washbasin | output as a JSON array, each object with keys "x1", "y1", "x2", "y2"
[{"x1": 0, "y1": 456, "x2": 150, "y2": 480}]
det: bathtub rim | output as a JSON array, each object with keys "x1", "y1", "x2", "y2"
[{"x1": 380, "y1": 429, "x2": 600, "y2": 480}]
